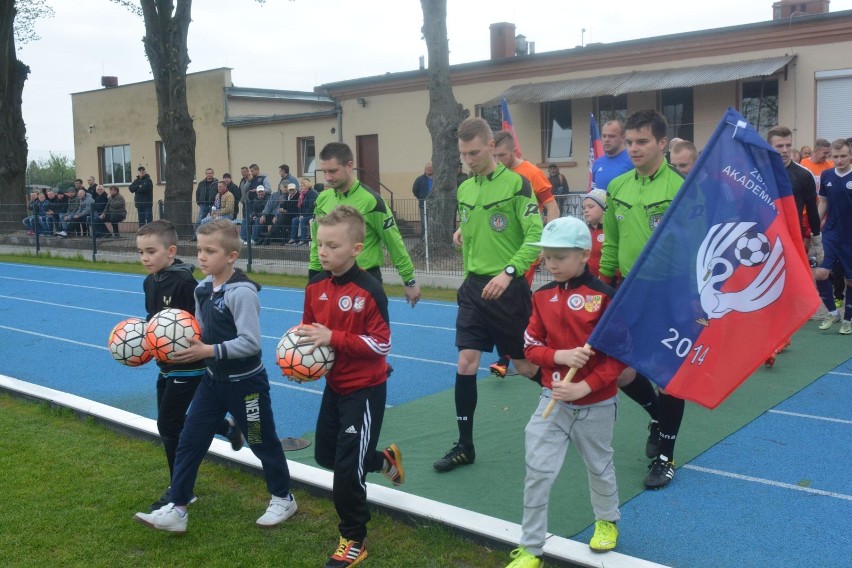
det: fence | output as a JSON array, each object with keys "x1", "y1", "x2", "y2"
[{"x1": 1, "y1": 194, "x2": 588, "y2": 287}]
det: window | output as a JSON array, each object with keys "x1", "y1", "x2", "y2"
[
  {"x1": 596, "y1": 94, "x2": 628, "y2": 125},
  {"x1": 741, "y1": 78, "x2": 778, "y2": 138},
  {"x1": 478, "y1": 104, "x2": 503, "y2": 134},
  {"x1": 100, "y1": 144, "x2": 132, "y2": 184},
  {"x1": 156, "y1": 141, "x2": 167, "y2": 183},
  {"x1": 544, "y1": 100, "x2": 573, "y2": 160},
  {"x1": 660, "y1": 88, "x2": 694, "y2": 142},
  {"x1": 816, "y1": 69, "x2": 852, "y2": 141},
  {"x1": 298, "y1": 137, "x2": 316, "y2": 176}
]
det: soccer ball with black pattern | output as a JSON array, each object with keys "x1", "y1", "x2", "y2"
[
  {"x1": 144, "y1": 308, "x2": 201, "y2": 362},
  {"x1": 734, "y1": 231, "x2": 771, "y2": 267},
  {"x1": 276, "y1": 326, "x2": 334, "y2": 382},
  {"x1": 108, "y1": 317, "x2": 153, "y2": 367}
]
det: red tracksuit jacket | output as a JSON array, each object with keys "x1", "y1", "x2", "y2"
[
  {"x1": 303, "y1": 264, "x2": 391, "y2": 395},
  {"x1": 524, "y1": 267, "x2": 625, "y2": 404}
]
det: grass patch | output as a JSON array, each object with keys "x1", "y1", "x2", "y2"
[
  {"x1": 0, "y1": 253, "x2": 459, "y2": 303},
  {"x1": 0, "y1": 394, "x2": 508, "y2": 567}
]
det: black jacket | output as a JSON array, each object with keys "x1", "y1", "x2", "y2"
[{"x1": 129, "y1": 174, "x2": 154, "y2": 205}]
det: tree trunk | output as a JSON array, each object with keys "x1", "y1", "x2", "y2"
[
  {"x1": 140, "y1": 0, "x2": 195, "y2": 236},
  {"x1": 0, "y1": 1, "x2": 30, "y2": 226},
  {"x1": 420, "y1": 0, "x2": 468, "y2": 259}
]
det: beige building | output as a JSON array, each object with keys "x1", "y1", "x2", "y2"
[{"x1": 72, "y1": 3, "x2": 852, "y2": 220}]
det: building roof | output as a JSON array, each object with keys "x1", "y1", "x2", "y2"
[{"x1": 487, "y1": 55, "x2": 795, "y2": 105}]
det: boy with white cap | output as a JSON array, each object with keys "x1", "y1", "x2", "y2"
[{"x1": 506, "y1": 216, "x2": 625, "y2": 567}]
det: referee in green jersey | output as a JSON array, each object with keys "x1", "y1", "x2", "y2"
[{"x1": 434, "y1": 118, "x2": 543, "y2": 473}]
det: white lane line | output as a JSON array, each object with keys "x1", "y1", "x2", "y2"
[
  {"x1": 682, "y1": 464, "x2": 852, "y2": 501},
  {"x1": 0, "y1": 263, "x2": 145, "y2": 279},
  {"x1": 827, "y1": 371, "x2": 852, "y2": 377},
  {"x1": 0, "y1": 325, "x2": 445, "y2": 397},
  {"x1": 0, "y1": 295, "x2": 141, "y2": 318},
  {"x1": 2, "y1": 289, "x2": 456, "y2": 333},
  {"x1": 768, "y1": 409, "x2": 852, "y2": 425},
  {"x1": 0, "y1": 275, "x2": 144, "y2": 295},
  {"x1": 0, "y1": 325, "x2": 110, "y2": 351}
]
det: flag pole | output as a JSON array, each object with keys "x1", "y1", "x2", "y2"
[{"x1": 541, "y1": 343, "x2": 590, "y2": 419}]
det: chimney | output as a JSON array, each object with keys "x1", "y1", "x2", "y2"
[
  {"x1": 101, "y1": 76, "x2": 118, "y2": 88},
  {"x1": 489, "y1": 22, "x2": 516, "y2": 59},
  {"x1": 772, "y1": 0, "x2": 830, "y2": 20}
]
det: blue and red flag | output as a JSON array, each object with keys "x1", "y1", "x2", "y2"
[
  {"x1": 501, "y1": 98, "x2": 522, "y2": 158},
  {"x1": 588, "y1": 108, "x2": 818, "y2": 409},
  {"x1": 588, "y1": 113, "x2": 604, "y2": 191}
]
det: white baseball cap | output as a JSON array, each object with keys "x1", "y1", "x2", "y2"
[{"x1": 531, "y1": 216, "x2": 592, "y2": 249}]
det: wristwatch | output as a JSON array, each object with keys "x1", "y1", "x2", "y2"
[
  {"x1": 405, "y1": 279, "x2": 417, "y2": 287},
  {"x1": 504, "y1": 266, "x2": 516, "y2": 277}
]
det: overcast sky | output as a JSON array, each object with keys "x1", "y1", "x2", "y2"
[{"x1": 18, "y1": 0, "x2": 852, "y2": 162}]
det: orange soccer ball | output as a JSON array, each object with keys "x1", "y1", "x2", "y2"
[
  {"x1": 144, "y1": 309, "x2": 201, "y2": 362},
  {"x1": 108, "y1": 317, "x2": 154, "y2": 367},
  {"x1": 276, "y1": 325, "x2": 335, "y2": 382}
]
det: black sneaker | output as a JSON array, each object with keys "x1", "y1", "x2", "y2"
[
  {"x1": 226, "y1": 416, "x2": 244, "y2": 451},
  {"x1": 433, "y1": 442, "x2": 475, "y2": 472},
  {"x1": 644, "y1": 456, "x2": 675, "y2": 489},
  {"x1": 149, "y1": 487, "x2": 198, "y2": 511},
  {"x1": 645, "y1": 420, "x2": 661, "y2": 459}
]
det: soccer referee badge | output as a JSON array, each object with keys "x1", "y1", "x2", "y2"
[{"x1": 489, "y1": 213, "x2": 508, "y2": 232}]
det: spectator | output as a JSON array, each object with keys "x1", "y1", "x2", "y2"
[
  {"x1": 200, "y1": 180, "x2": 235, "y2": 225},
  {"x1": 278, "y1": 164, "x2": 298, "y2": 191},
  {"x1": 98, "y1": 185, "x2": 127, "y2": 238},
  {"x1": 92, "y1": 185, "x2": 110, "y2": 238},
  {"x1": 591, "y1": 120, "x2": 633, "y2": 191},
  {"x1": 257, "y1": 178, "x2": 287, "y2": 244},
  {"x1": 128, "y1": 166, "x2": 154, "y2": 226},
  {"x1": 800, "y1": 138, "x2": 834, "y2": 188},
  {"x1": 547, "y1": 163, "x2": 569, "y2": 196},
  {"x1": 222, "y1": 173, "x2": 241, "y2": 219},
  {"x1": 240, "y1": 186, "x2": 269, "y2": 245},
  {"x1": 288, "y1": 179, "x2": 318, "y2": 246},
  {"x1": 59, "y1": 188, "x2": 80, "y2": 235},
  {"x1": 23, "y1": 190, "x2": 50, "y2": 236},
  {"x1": 412, "y1": 162, "x2": 433, "y2": 239},
  {"x1": 669, "y1": 140, "x2": 698, "y2": 177},
  {"x1": 270, "y1": 182, "x2": 299, "y2": 244},
  {"x1": 58, "y1": 189, "x2": 94, "y2": 237},
  {"x1": 86, "y1": 176, "x2": 98, "y2": 198},
  {"x1": 48, "y1": 188, "x2": 69, "y2": 234},
  {"x1": 238, "y1": 166, "x2": 252, "y2": 214},
  {"x1": 800, "y1": 145, "x2": 813, "y2": 160},
  {"x1": 193, "y1": 168, "x2": 218, "y2": 234}
]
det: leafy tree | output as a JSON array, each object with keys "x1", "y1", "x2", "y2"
[
  {"x1": 0, "y1": 0, "x2": 53, "y2": 214},
  {"x1": 27, "y1": 152, "x2": 76, "y2": 190},
  {"x1": 420, "y1": 0, "x2": 468, "y2": 255}
]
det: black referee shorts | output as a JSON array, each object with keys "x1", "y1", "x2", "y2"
[{"x1": 455, "y1": 273, "x2": 532, "y2": 359}]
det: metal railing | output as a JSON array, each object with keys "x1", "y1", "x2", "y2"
[{"x1": 1, "y1": 196, "x2": 587, "y2": 285}]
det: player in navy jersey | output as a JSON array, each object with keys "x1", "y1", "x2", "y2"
[{"x1": 815, "y1": 139, "x2": 852, "y2": 335}]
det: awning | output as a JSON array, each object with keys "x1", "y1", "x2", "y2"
[{"x1": 490, "y1": 55, "x2": 794, "y2": 105}]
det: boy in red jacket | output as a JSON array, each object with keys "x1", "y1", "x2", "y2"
[
  {"x1": 506, "y1": 216, "x2": 625, "y2": 568},
  {"x1": 297, "y1": 205, "x2": 403, "y2": 568}
]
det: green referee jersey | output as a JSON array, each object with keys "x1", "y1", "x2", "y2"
[
  {"x1": 457, "y1": 163, "x2": 543, "y2": 276},
  {"x1": 309, "y1": 180, "x2": 415, "y2": 282},
  {"x1": 599, "y1": 162, "x2": 683, "y2": 277}
]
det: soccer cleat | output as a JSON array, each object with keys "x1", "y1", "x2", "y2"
[
  {"x1": 134, "y1": 503, "x2": 188, "y2": 533},
  {"x1": 149, "y1": 487, "x2": 198, "y2": 512},
  {"x1": 433, "y1": 442, "x2": 475, "y2": 472},
  {"x1": 489, "y1": 356, "x2": 510, "y2": 379},
  {"x1": 506, "y1": 546, "x2": 543, "y2": 567},
  {"x1": 325, "y1": 536, "x2": 368, "y2": 567},
  {"x1": 819, "y1": 313, "x2": 840, "y2": 330},
  {"x1": 381, "y1": 443, "x2": 405, "y2": 486},
  {"x1": 225, "y1": 416, "x2": 244, "y2": 451},
  {"x1": 644, "y1": 456, "x2": 675, "y2": 489},
  {"x1": 836, "y1": 298, "x2": 845, "y2": 309},
  {"x1": 256, "y1": 494, "x2": 298, "y2": 527},
  {"x1": 645, "y1": 420, "x2": 662, "y2": 459},
  {"x1": 589, "y1": 520, "x2": 619, "y2": 551},
  {"x1": 840, "y1": 320, "x2": 852, "y2": 335}
]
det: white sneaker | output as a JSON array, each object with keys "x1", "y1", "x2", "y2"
[
  {"x1": 256, "y1": 494, "x2": 297, "y2": 527},
  {"x1": 133, "y1": 503, "x2": 188, "y2": 533},
  {"x1": 57, "y1": 231, "x2": 67, "y2": 237},
  {"x1": 840, "y1": 320, "x2": 852, "y2": 335},
  {"x1": 819, "y1": 313, "x2": 840, "y2": 330}
]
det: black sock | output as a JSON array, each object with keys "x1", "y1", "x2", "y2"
[
  {"x1": 817, "y1": 278, "x2": 836, "y2": 312},
  {"x1": 455, "y1": 373, "x2": 477, "y2": 447},
  {"x1": 845, "y1": 286, "x2": 852, "y2": 321},
  {"x1": 657, "y1": 392, "x2": 685, "y2": 461},
  {"x1": 620, "y1": 373, "x2": 659, "y2": 420}
]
